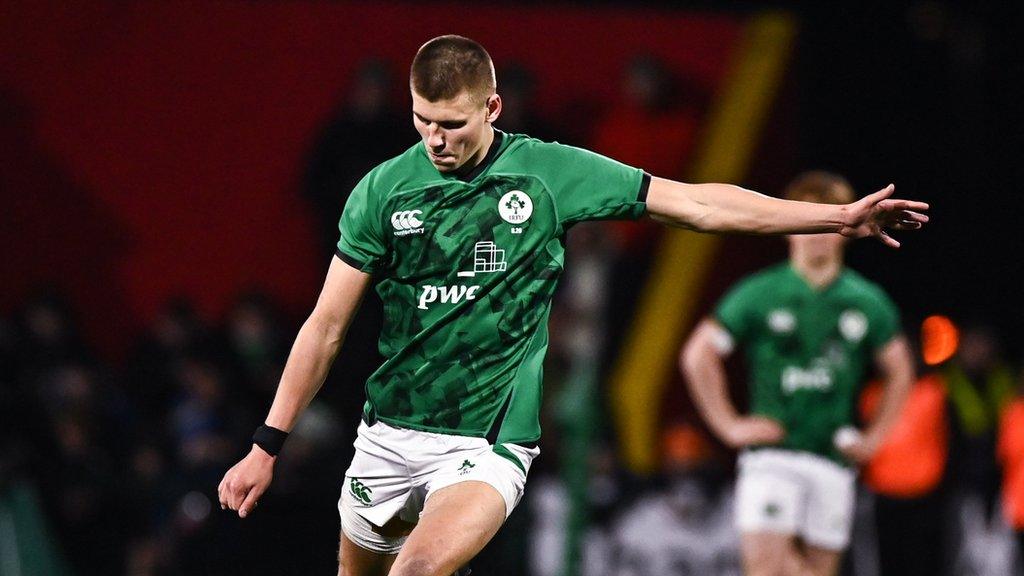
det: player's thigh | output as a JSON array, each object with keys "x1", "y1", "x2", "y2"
[
  {"x1": 338, "y1": 530, "x2": 398, "y2": 576},
  {"x1": 740, "y1": 532, "x2": 800, "y2": 576},
  {"x1": 801, "y1": 456, "x2": 856, "y2": 552},
  {"x1": 735, "y1": 452, "x2": 803, "y2": 537},
  {"x1": 388, "y1": 480, "x2": 506, "y2": 576},
  {"x1": 802, "y1": 545, "x2": 843, "y2": 576}
]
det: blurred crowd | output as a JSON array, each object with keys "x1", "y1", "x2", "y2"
[
  {"x1": 0, "y1": 290, "x2": 357, "y2": 574},
  {"x1": 2, "y1": 54, "x2": 1023, "y2": 576},
  {"x1": 4, "y1": 287, "x2": 1024, "y2": 575}
]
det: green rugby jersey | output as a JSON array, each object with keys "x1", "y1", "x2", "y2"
[
  {"x1": 336, "y1": 131, "x2": 648, "y2": 458},
  {"x1": 714, "y1": 263, "x2": 900, "y2": 463}
]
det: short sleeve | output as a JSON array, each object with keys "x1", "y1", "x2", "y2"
[
  {"x1": 336, "y1": 171, "x2": 387, "y2": 273},
  {"x1": 714, "y1": 278, "x2": 760, "y2": 344},
  {"x1": 864, "y1": 289, "x2": 901, "y2": 352},
  {"x1": 535, "y1": 142, "x2": 649, "y2": 225}
]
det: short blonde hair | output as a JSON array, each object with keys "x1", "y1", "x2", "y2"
[
  {"x1": 410, "y1": 35, "x2": 496, "y2": 105},
  {"x1": 783, "y1": 170, "x2": 855, "y2": 205}
]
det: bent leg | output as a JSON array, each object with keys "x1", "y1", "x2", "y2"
[
  {"x1": 338, "y1": 495, "x2": 411, "y2": 576},
  {"x1": 338, "y1": 530, "x2": 398, "y2": 576},
  {"x1": 388, "y1": 480, "x2": 506, "y2": 576}
]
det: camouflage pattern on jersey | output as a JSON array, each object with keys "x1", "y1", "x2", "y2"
[
  {"x1": 715, "y1": 263, "x2": 900, "y2": 463},
  {"x1": 337, "y1": 131, "x2": 647, "y2": 448}
]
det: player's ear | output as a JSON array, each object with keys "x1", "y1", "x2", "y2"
[{"x1": 485, "y1": 94, "x2": 501, "y2": 124}]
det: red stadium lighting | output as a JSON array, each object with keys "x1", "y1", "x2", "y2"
[{"x1": 921, "y1": 315, "x2": 959, "y2": 366}]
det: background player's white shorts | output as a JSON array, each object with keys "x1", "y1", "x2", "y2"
[
  {"x1": 338, "y1": 419, "x2": 539, "y2": 554},
  {"x1": 735, "y1": 449, "x2": 856, "y2": 551}
]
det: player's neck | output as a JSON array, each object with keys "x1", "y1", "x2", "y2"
[
  {"x1": 464, "y1": 126, "x2": 495, "y2": 172},
  {"x1": 790, "y1": 256, "x2": 843, "y2": 290}
]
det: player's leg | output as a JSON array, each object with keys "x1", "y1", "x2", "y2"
[
  {"x1": 338, "y1": 420, "x2": 419, "y2": 576},
  {"x1": 735, "y1": 450, "x2": 807, "y2": 576},
  {"x1": 387, "y1": 480, "x2": 506, "y2": 576},
  {"x1": 389, "y1": 439, "x2": 537, "y2": 576},
  {"x1": 338, "y1": 497, "x2": 415, "y2": 575},
  {"x1": 741, "y1": 532, "x2": 809, "y2": 576},
  {"x1": 338, "y1": 530, "x2": 398, "y2": 576},
  {"x1": 799, "y1": 454, "x2": 855, "y2": 576},
  {"x1": 801, "y1": 545, "x2": 843, "y2": 576}
]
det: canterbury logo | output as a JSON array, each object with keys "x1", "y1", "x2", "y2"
[
  {"x1": 391, "y1": 210, "x2": 425, "y2": 237},
  {"x1": 349, "y1": 478, "x2": 373, "y2": 505}
]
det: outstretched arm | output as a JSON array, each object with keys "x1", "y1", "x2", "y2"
[
  {"x1": 218, "y1": 255, "x2": 372, "y2": 517},
  {"x1": 646, "y1": 177, "x2": 929, "y2": 248},
  {"x1": 681, "y1": 318, "x2": 785, "y2": 448}
]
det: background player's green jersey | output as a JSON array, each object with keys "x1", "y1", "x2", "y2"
[
  {"x1": 336, "y1": 131, "x2": 648, "y2": 464},
  {"x1": 714, "y1": 263, "x2": 900, "y2": 463}
]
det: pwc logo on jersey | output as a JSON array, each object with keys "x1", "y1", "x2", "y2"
[
  {"x1": 782, "y1": 365, "x2": 834, "y2": 394},
  {"x1": 417, "y1": 285, "x2": 480, "y2": 310},
  {"x1": 417, "y1": 242, "x2": 509, "y2": 310},
  {"x1": 391, "y1": 210, "x2": 425, "y2": 237}
]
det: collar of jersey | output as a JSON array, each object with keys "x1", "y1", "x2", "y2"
[{"x1": 433, "y1": 129, "x2": 507, "y2": 183}]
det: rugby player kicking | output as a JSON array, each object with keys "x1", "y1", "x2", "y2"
[{"x1": 219, "y1": 36, "x2": 928, "y2": 576}]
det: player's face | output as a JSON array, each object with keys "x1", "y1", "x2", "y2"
[{"x1": 412, "y1": 89, "x2": 500, "y2": 173}]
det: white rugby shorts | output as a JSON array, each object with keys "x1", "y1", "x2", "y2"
[
  {"x1": 735, "y1": 449, "x2": 856, "y2": 551},
  {"x1": 338, "y1": 419, "x2": 539, "y2": 554}
]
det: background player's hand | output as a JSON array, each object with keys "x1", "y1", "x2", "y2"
[
  {"x1": 722, "y1": 416, "x2": 786, "y2": 449},
  {"x1": 218, "y1": 445, "x2": 275, "y2": 518},
  {"x1": 836, "y1": 428, "x2": 881, "y2": 465},
  {"x1": 839, "y1": 184, "x2": 929, "y2": 248}
]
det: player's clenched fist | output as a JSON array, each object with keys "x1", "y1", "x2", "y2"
[{"x1": 218, "y1": 446, "x2": 275, "y2": 518}]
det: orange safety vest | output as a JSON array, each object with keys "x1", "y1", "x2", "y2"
[
  {"x1": 998, "y1": 399, "x2": 1024, "y2": 529},
  {"x1": 860, "y1": 374, "x2": 948, "y2": 498}
]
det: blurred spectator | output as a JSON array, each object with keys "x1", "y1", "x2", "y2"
[
  {"x1": 860, "y1": 372, "x2": 949, "y2": 576},
  {"x1": 16, "y1": 290, "x2": 90, "y2": 373},
  {"x1": 592, "y1": 55, "x2": 701, "y2": 180},
  {"x1": 589, "y1": 56, "x2": 707, "y2": 372},
  {"x1": 127, "y1": 298, "x2": 213, "y2": 422},
  {"x1": 608, "y1": 423, "x2": 739, "y2": 576},
  {"x1": 223, "y1": 290, "x2": 289, "y2": 406},
  {"x1": 590, "y1": 55, "x2": 702, "y2": 254},
  {"x1": 943, "y1": 321, "x2": 1018, "y2": 575},
  {"x1": 496, "y1": 62, "x2": 562, "y2": 143},
  {"x1": 37, "y1": 364, "x2": 128, "y2": 575},
  {"x1": 303, "y1": 58, "x2": 409, "y2": 259},
  {"x1": 301, "y1": 60, "x2": 395, "y2": 437},
  {"x1": 944, "y1": 322, "x2": 1015, "y2": 508},
  {"x1": 998, "y1": 370, "x2": 1024, "y2": 571},
  {"x1": 860, "y1": 318, "x2": 957, "y2": 576},
  {"x1": 170, "y1": 357, "x2": 236, "y2": 486}
]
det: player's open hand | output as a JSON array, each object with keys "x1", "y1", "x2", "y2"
[
  {"x1": 723, "y1": 416, "x2": 786, "y2": 449},
  {"x1": 839, "y1": 184, "x2": 929, "y2": 248},
  {"x1": 218, "y1": 445, "x2": 275, "y2": 518}
]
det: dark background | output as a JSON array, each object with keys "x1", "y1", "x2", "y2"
[{"x1": 2, "y1": 1, "x2": 1023, "y2": 575}]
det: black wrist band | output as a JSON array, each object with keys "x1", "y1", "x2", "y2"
[{"x1": 252, "y1": 425, "x2": 288, "y2": 457}]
